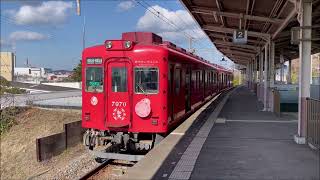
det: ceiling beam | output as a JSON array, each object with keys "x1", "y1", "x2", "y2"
[
  {"x1": 220, "y1": 51, "x2": 255, "y2": 59},
  {"x1": 219, "y1": 46, "x2": 258, "y2": 54},
  {"x1": 230, "y1": 56, "x2": 251, "y2": 61},
  {"x1": 272, "y1": 8, "x2": 297, "y2": 40},
  {"x1": 216, "y1": 45, "x2": 257, "y2": 53},
  {"x1": 213, "y1": 40, "x2": 260, "y2": 50},
  {"x1": 192, "y1": 7, "x2": 285, "y2": 24},
  {"x1": 203, "y1": 25, "x2": 270, "y2": 40},
  {"x1": 226, "y1": 55, "x2": 250, "y2": 62},
  {"x1": 209, "y1": 33, "x2": 262, "y2": 45},
  {"x1": 219, "y1": 48, "x2": 256, "y2": 56},
  {"x1": 224, "y1": 53, "x2": 253, "y2": 60},
  {"x1": 215, "y1": 0, "x2": 225, "y2": 26},
  {"x1": 229, "y1": 57, "x2": 251, "y2": 64},
  {"x1": 231, "y1": 58, "x2": 251, "y2": 63}
]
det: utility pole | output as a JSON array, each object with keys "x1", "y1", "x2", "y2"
[
  {"x1": 76, "y1": 0, "x2": 81, "y2": 16},
  {"x1": 83, "y1": 16, "x2": 86, "y2": 50},
  {"x1": 76, "y1": 0, "x2": 85, "y2": 50}
]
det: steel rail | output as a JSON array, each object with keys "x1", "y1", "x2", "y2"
[{"x1": 78, "y1": 159, "x2": 112, "y2": 180}]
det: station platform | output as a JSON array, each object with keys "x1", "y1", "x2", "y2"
[{"x1": 125, "y1": 86, "x2": 319, "y2": 180}]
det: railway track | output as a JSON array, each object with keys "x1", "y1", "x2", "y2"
[{"x1": 79, "y1": 159, "x2": 135, "y2": 180}]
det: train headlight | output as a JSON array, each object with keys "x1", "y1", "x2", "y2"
[
  {"x1": 124, "y1": 41, "x2": 132, "y2": 49},
  {"x1": 105, "y1": 41, "x2": 112, "y2": 49}
]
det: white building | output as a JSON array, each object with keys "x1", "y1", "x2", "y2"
[{"x1": 14, "y1": 67, "x2": 51, "y2": 78}]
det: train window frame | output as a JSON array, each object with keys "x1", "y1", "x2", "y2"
[
  {"x1": 134, "y1": 67, "x2": 159, "y2": 94},
  {"x1": 85, "y1": 66, "x2": 104, "y2": 93},
  {"x1": 111, "y1": 67, "x2": 128, "y2": 92}
]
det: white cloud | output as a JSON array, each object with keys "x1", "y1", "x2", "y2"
[
  {"x1": 0, "y1": 39, "x2": 16, "y2": 51},
  {"x1": 117, "y1": 1, "x2": 135, "y2": 11},
  {"x1": 8, "y1": 1, "x2": 73, "y2": 25},
  {"x1": 9, "y1": 31, "x2": 48, "y2": 41},
  {"x1": 136, "y1": 5, "x2": 206, "y2": 43}
]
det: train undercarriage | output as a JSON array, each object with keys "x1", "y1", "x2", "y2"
[{"x1": 83, "y1": 129, "x2": 164, "y2": 162}]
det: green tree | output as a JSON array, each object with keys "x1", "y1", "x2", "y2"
[{"x1": 71, "y1": 60, "x2": 82, "y2": 82}]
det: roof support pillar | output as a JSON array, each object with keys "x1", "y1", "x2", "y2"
[
  {"x1": 253, "y1": 57, "x2": 257, "y2": 83},
  {"x1": 250, "y1": 61, "x2": 253, "y2": 89},
  {"x1": 295, "y1": 0, "x2": 312, "y2": 144},
  {"x1": 258, "y1": 50, "x2": 264, "y2": 101},
  {"x1": 263, "y1": 43, "x2": 269, "y2": 111},
  {"x1": 280, "y1": 54, "x2": 284, "y2": 83},
  {"x1": 270, "y1": 41, "x2": 275, "y2": 87},
  {"x1": 287, "y1": 60, "x2": 292, "y2": 84},
  {"x1": 247, "y1": 63, "x2": 250, "y2": 88},
  {"x1": 259, "y1": 51, "x2": 263, "y2": 84}
]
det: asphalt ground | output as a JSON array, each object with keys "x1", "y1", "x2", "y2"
[
  {"x1": 189, "y1": 87, "x2": 319, "y2": 180},
  {"x1": 149, "y1": 86, "x2": 319, "y2": 180}
]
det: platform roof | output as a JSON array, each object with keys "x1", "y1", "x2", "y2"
[{"x1": 180, "y1": 0, "x2": 320, "y2": 65}]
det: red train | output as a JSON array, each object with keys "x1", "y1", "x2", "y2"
[{"x1": 82, "y1": 32, "x2": 233, "y2": 159}]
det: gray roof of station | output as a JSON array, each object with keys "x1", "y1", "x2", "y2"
[{"x1": 180, "y1": 0, "x2": 320, "y2": 65}]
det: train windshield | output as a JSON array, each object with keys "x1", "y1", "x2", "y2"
[
  {"x1": 86, "y1": 67, "x2": 103, "y2": 92},
  {"x1": 135, "y1": 67, "x2": 159, "y2": 94}
]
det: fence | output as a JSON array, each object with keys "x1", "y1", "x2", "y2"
[
  {"x1": 306, "y1": 98, "x2": 320, "y2": 150},
  {"x1": 36, "y1": 120, "x2": 85, "y2": 161}
]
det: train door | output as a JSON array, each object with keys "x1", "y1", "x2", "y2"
[
  {"x1": 185, "y1": 67, "x2": 191, "y2": 112},
  {"x1": 106, "y1": 60, "x2": 132, "y2": 128}
]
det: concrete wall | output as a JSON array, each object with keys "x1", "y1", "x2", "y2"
[
  {"x1": 275, "y1": 84, "x2": 320, "y2": 103},
  {"x1": 0, "y1": 52, "x2": 15, "y2": 81},
  {"x1": 42, "y1": 82, "x2": 81, "y2": 89},
  {"x1": 36, "y1": 121, "x2": 84, "y2": 162}
]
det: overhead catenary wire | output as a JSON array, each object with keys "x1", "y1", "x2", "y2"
[
  {"x1": 133, "y1": 0, "x2": 209, "y2": 50},
  {"x1": 134, "y1": 0, "x2": 225, "y2": 65},
  {"x1": 148, "y1": 0, "x2": 206, "y2": 43},
  {"x1": 0, "y1": 15, "x2": 55, "y2": 39}
]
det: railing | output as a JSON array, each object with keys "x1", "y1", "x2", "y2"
[{"x1": 306, "y1": 97, "x2": 320, "y2": 150}]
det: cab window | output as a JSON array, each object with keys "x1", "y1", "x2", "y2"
[
  {"x1": 112, "y1": 67, "x2": 127, "y2": 92},
  {"x1": 86, "y1": 67, "x2": 103, "y2": 92},
  {"x1": 135, "y1": 67, "x2": 159, "y2": 94}
]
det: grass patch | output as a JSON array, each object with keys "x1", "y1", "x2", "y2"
[
  {"x1": 0, "y1": 107, "x2": 27, "y2": 135},
  {"x1": 0, "y1": 86, "x2": 26, "y2": 95}
]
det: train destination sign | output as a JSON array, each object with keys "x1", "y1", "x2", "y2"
[{"x1": 87, "y1": 58, "x2": 102, "y2": 64}]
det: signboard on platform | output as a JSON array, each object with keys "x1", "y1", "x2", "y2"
[{"x1": 233, "y1": 29, "x2": 247, "y2": 44}]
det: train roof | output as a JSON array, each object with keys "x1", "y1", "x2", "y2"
[
  {"x1": 84, "y1": 32, "x2": 233, "y2": 73},
  {"x1": 122, "y1": 32, "x2": 232, "y2": 73}
]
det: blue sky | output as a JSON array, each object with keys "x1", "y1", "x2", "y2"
[{"x1": 0, "y1": 0, "x2": 233, "y2": 70}]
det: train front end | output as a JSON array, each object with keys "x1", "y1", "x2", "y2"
[{"x1": 81, "y1": 32, "x2": 168, "y2": 158}]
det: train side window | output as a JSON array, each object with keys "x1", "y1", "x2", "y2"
[
  {"x1": 86, "y1": 67, "x2": 103, "y2": 92},
  {"x1": 215, "y1": 74, "x2": 217, "y2": 84},
  {"x1": 112, "y1": 67, "x2": 127, "y2": 92},
  {"x1": 196, "y1": 71, "x2": 200, "y2": 89},
  {"x1": 175, "y1": 68, "x2": 181, "y2": 94},
  {"x1": 135, "y1": 67, "x2": 159, "y2": 94},
  {"x1": 192, "y1": 71, "x2": 196, "y2": 89},
  {"x1": 212, "y1": 73, "x2": 214, "y2": 84}
]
